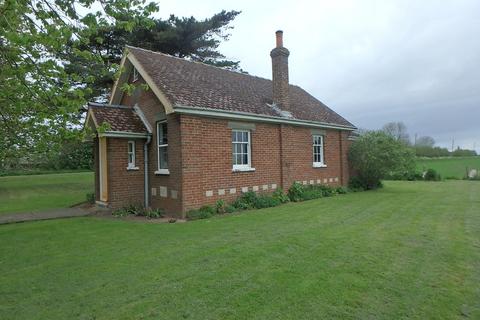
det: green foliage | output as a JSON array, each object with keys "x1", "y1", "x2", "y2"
[
  {"x1": 0, "y1": 0, "x2": 159, "y2": 166},
  {"x1": 288, "y1": 182, "x2": 344, "y2": 202},
  {"x1": 215, "y1": 199, "x2": 227, "y2": 214},
  {"x1": 186, "y1": 205, "x2": 216, "y2": 220},
  {"x1": 112, "y1": 208, "x2": 130, "y2": 217},
  {"x1": 287, "y1": 182, "x2": 305, "y2": 202},
  {"x1": 349, "y1": 130, "x2": 416, "y2": 189},
  {"x1": 112, "y1": 204, "x2": 163, "y2": 219},
  {"x1": 225, "y1": 205, "x2": 237, "y2": 214},
  {"x1": 232, "y1": 191, "x2": 258, "y2": 210},
  {"x1": 272, "y1": 188, "x2": 290, "y2": 204},
  {"x1": 0, "y1": 0, "x2": 241, "y2": 168},
  {"x1": 254, "y1": 195, "x2": 281, "y2": 209},
  {"x1": 86, "y1": 192, "x2": 95, "y2": 204},
  {"x1": 424, "y1": 169, "x2": 441, "y2": 181},
  {"x1": 336, "y1": 186, "x2": 348, "y2": 194}
]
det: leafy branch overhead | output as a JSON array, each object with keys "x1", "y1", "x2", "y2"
[{"x1": 0, "y1": 0, "x2": 241, "y2": 167}]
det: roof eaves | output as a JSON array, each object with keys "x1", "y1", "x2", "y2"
[{"x1": 174, "y1": 105, "x2": 357, "y2": 131}]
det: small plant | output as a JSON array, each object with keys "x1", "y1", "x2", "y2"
[
  {"x1": 287, "y1": 182, "x2": 305, "y2": 202},
  {"x1": 112, "y1": 208, "x2": 129, "y2": 217},
  {"x1": 215, "y1": 199, "x2": 227, "y2": 214},
  {"x1": 233, "y1": 191, "x2": 258, "y2": 210},
  {"x1": 86, "y1": 192, "x2": 95, "y2": 204},
  {"x1": 144, "y1": 208, "x2": 164, "y2": 219},
  {"x1": 302, "y1": 185, "x2": 324, "y2": 200},
  {"x1": 254, "y1": 195, "x2": 281, "y2": 208},
  {"x1": 272, "y1": 188, "x2": 290, "y2": 203},
  {"x1": 225, "y1": 205, "x2": 236, "y2": 213},
  {"x1": 348, "y1": 176, "x2": 366, "y2": 192},
  {"x1": 424, "y1": 168, "x2": 441, "y2": 181},
  {"x1": 186, "y1": 205, "x2": 216, "y2": 220},
  {"x1": 335, "y1": 186, "x2": 348, "y2": 194}
]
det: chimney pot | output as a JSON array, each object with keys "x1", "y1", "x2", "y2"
[{"x1": 275, "y1": 30, "x2": 283, "y2": 48}]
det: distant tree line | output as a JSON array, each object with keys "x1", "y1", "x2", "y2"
[{"x1": 380, "y1": 122, "x2": 477, "y2": 158}]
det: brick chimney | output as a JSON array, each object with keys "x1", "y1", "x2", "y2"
[{"x1": 270, "y1": 30, "x2": 290, "y2": 108}]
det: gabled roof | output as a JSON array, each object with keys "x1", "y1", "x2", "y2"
[
  {"x1": 111, "y1": 46, "x2": 355, "y2": 130},
  {"x1": 86, "y1": 103, "x2": 149, "y2": 137}
]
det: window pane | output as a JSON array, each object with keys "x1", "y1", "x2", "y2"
[
  {"x1": 159, "y1": 147, "x2": 168, "y2": 169},
  {"x1": 236, "y1": 154, "x2": 242, "y2": 165},
  {"x1": 242, "y1": 143, "x2": 248, "y2": 154},
  {"x1": 242, "y1": 154, "x2": 248, "y2": 165},
  {"x1": 162, "y1": 124, "x2": 168, "y2": 144}
]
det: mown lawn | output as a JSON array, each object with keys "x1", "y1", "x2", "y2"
[
  {"x1": 0, "y1": 172, "x2": 93, "y2": 214},
  {"x1": 417, "y1": 156, "x2": 480, "y2": 178},
  {"x1": 1, "y1": 181, "x2": 479, "y2": 319}
]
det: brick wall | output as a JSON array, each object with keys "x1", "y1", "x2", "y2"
[
  {"x1": 119, "y1": 80, "x2": 183, "y2": 215},
  {"x1": 107, "y1": 138, "x2": 145, "y2": 208},
  {"x1": 180, "y1": 115, "x2": 350, "y2": 214}
]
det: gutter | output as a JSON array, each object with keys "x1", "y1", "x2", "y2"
[{"x1": 174, "y1": 105, "x2": 357, "y2": 131}]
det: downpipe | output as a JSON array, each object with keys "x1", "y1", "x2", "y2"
[{"x1": 144, "y1": 135, "x2": 152, "y2": 208}]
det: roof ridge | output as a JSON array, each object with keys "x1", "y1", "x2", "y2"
[{"x1": 125, "y1": 45, "x2": 291, "y2": 85}]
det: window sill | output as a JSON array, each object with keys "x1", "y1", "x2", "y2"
[
  {"x1": 232, "y1": 167, "x2": 256, "y2": 173},
  {"x1": 313, "y1": 163, "x2": 327, "y2": 168},
  {"x1": 155, "y1": 169, "x2": 170, "y2": 175},
  {"x1": 127, "y1": 166, "x2": 139, "y2": 171}
]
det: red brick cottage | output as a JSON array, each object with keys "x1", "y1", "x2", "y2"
[{"x1": 85, "y1": 31, "x2": 357, "y2": 217}]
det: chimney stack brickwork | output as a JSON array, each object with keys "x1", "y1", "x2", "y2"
[{"x1": 270, "y1": 30, "x2": 290, "y2": 109}]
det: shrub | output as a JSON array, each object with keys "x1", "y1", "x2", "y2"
[
  {"x1": 225, "y1": 205, "x2": 237, "y2": 213},
  {"x1": 336, "y1": 186, "x2": 348, "y2": 194},
  {"x1": 186, "y1": 205, "x2": 216, "y2": 220},
  {"x1": 86, "y1": 192, "x2": 95, "y2": 204},
  {"x1": 287, "y1": 182, "x2": 305, "y2": 202},
  {"x1": 112, "y1": 208, "x2": 129, "y2": 217},
  {"x1": 215, "y1": 199, "x2": 227, "y2": 214},
  {"x1": 302, "y1": 185, "x2": 324, "y2": 200},
  {"x1": 233, "y1": 191, "x2": 258, "y2": 210},
  {"x1": 143, "y1": 208, "x2": 164, "y2": 219},
  {"x1": 254, "y1": 195, "x2": 281, "y2": 208},
  {"x1": 349, "y1": 131, "x2": 415, "y2": 189},
  {"x1": 272, "y1": 188, "x2": 290, "y2": 203},
  {"x1": 424, "y1": 168, "x2": 441, "y2": 181}
]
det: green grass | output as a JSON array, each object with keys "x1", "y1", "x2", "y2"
[
  {"x1": 0, "y1": 172, "x2": 93, "y2": 214},
  {"x1": 1, "y1": 181, "x2": 479, "y2": 319},
  {"x1": 416, "y1": 156, "x2": 480, "y2": 178}
]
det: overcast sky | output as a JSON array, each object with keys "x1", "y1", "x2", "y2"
[{"x1": 156, "y1": 0, "x2": 480, "y2": 151}]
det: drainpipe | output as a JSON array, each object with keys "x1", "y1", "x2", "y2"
[{"x1": 144, "y1": 135, "x2": 151, "y2": 208}]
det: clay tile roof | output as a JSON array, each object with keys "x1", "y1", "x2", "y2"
[
  {"x1": 88, "y1": 103, "x2": 148, "y2": 134},
  {"x1": 127, "y1": 45, "x2": 355, "y2": 129}
]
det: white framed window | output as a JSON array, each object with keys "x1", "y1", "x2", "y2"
[
  {"x1": 232, "y1": 130, "x2": 254, "y2": 171},
  {"x1": 156, "y1": 121, "x2": 169, "y2": 174},
  {"x1": 127, "y1": 141, "x2": 138, "y2": 170},
  {"x1": 132, "y1": 67, "x2": 139, "y2": 82},
  {"x1": 313, "y1": 135, "x2": 326, "y2": 167}
]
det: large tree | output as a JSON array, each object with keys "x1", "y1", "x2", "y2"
[
  {"x1": 0, "y1": 1, "x2": 240, "y2": 169},
  {"x1": 382, "y1": 122, "x2": 411, "y2": 145},
  {"x1": 349, "y1": 130, "x2": 415, "y2": 189},
  {"x1": 64, "y1": 10, "x2": 241, "y2": 101}
]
